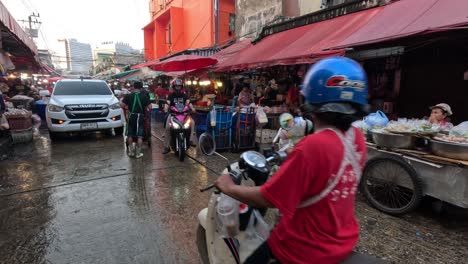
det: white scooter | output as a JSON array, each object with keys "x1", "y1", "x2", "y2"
[{"x1": 196, "y1": 133, "x2": 387, "y2": 264}]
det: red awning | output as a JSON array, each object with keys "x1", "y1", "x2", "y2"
[
  {"x1": 148, "y1": 54, "x2": 217, "y2": 72},
  {"x1": 212, "y1": 39, "x2": 253, "y2": 65},
  {"x1": 0, "y1": 2, "x2": 37, "y2": 55},
  {"x1": 132, "y1": 59, "x2": 159, "y2": 69},
  {"x1": 215, "y1": 0, "x2": 468, "y2": 72},
  {"x1": 215, "y1": 7, "x2": 381, "y2": 72},
  {"x1": 334, "y1": 0, "x2": 468, "y2": 48}
]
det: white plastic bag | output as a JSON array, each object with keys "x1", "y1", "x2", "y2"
[
  {"x1": 245, "y1": 209, "x2": 270, "y2": 241},
  {"x1": 210, "y1": 108, "x2": 217, "y2": 127},
  {"x1": 256, "y1": 107, "x2": 268, "y2": 125},
  {"x1": 450, "y1": 121, "x2": 468, "y2": 138}
]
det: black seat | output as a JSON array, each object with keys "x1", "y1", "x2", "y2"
[{"x1": 341, "y1": 252, "x2": 388, "y2": 264}]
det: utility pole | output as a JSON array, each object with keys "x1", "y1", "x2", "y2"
[{"x1": 19, "y1": 13, "x2": 42, "y2": 39}]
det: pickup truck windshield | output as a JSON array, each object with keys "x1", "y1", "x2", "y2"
[{"x1": 54, "y1": 82, "x2": 112, "y2": 95}]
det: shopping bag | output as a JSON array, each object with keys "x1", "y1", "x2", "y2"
[
  {"x1": 245, "y1": 209, "x2": 270, "y2": 241},
  {"x1": 256, "y1": 107, "x2": 268, "y2": 125},
  {"x1": 364, "y1": 110, "x2": 389, "y2": 129}
]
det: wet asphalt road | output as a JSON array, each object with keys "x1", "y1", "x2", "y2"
[
  {"x1": 0, "y1": 130, "x2": 217, "y2": 264},
  {"x1": 1, "y1": 122, "x2": 468, "y2": 264}
]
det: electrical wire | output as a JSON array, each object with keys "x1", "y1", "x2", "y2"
[{"x1": 188, "y1": 18, "x2": 212, "y2": 49}]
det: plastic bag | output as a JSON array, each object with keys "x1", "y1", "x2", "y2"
[
  {"x1": 364, "y1": 110, "x2": 389, "y2": 129},
  {"x1": 450, "y1": 121, "x2": 468, "y2": 139},
  {"x1": 256, "y1": 106, "x2": 268, "y2": 125},
  {"x1": 352, "y1": 120, "x2": 369, "y2": 134},
  {"x1": 245, "y1": 209, "x2": 270, "y2": 241},
  {"x1": 210, "y1": 108, "x2": 216, "y2": 127}
]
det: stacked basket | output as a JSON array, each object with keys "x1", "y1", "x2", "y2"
[{"x1": 4, "y1": 109, "x2": 33, "y2": 143}]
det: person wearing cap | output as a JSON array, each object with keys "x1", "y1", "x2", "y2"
[{"x1": 429, "y1": 103, "x2": 453, "y2": 129}]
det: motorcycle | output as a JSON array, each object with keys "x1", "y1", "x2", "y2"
[
  {"x1": 168, "y1": 105, "x2": 193, "y2": 161},
  {"x1": 196, "y1": 133, "x2": 387, "y2": 264}
]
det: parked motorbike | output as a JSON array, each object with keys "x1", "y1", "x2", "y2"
[
  {"x1": 168, "y1": 105, "x2": 192, "y2": 161},
  {"x1": 196, "y1": 133, "x2": 387, "y2": 264}
]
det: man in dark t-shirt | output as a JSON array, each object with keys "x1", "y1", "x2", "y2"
[{"x1": 121, "y1": 81, "x2": 150, "y2": 158}]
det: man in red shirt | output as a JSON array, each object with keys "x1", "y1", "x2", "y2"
[{"x1": 215, "y1": 57, "x2": 369, "y2": 264}]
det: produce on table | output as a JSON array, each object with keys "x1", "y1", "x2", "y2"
[
  {"x1": 385, "y1": 118, "x2": 440, "y2": 134},
  {"x1": 434, "y1": 135, "x2": 468, "y2": 144}
]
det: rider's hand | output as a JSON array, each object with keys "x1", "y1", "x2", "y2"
[
  {"x1": 285, "y1": 147, "x2": 294, "y2": 155},
  {"x1": 214, "y1": 173, "x2": 235, "y2": 194}
]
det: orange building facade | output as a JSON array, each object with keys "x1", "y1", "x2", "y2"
[{"x1": 144, "y1": 0, "x2": 235, "y2": 60}]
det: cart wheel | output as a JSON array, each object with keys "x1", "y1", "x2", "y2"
[{"x1": 361, "y1": 156, "x2": 423, "y2": 216}]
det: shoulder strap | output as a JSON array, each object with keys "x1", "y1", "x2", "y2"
[
  {"x1": 297, "y1": 128, "x2": 361, "y2": 208},
  {"x1": 131, "y1": 92, "x2": 143, "y2": 113}
]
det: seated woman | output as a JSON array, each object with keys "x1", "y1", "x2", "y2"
[
  {"x1": 238, "y1": 85, "x2": 253, "y2": 107},
  {"x1": 428, "y1": 103, "x2": 453, "y2": 130}
]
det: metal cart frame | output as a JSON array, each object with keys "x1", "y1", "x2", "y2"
[
  {"x1": 361, "y1": 145, "x2": 468, "y2": 215},
  {"x1": 233, "y1": 106, "x2": 257, "y2": 152}
]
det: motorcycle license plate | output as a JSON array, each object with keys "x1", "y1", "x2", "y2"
[{"x1": 80, "y1": 123, "x2": 98, "y2": 130}]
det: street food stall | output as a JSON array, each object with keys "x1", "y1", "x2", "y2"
[{"x1": 356, "y1": 119, "x2": 468, "y2": 215}]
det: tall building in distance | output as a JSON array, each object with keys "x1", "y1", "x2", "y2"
[
  {"x1": 143, "y1": 0, "x2": 235, "y2": 60},
  {"x1": 56, "y1": 39, "x2": 93, "y2": 75},
  {"x1": 93, "y1": 41, "x2": 144, "y2": 67},
  {"x1": 91, "y1": 41, "x2": 144, "y2": 75}
]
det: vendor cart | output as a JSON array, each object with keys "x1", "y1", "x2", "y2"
[
  {"x1": 208, "y1": 103, "x2": 236, "y2": 151},
  {"x1": 361, "y1": 138, "x2": 468, "y2": 216},
  {"x1": 233, "y1": 106, "x2": 257, "y2": 152}
]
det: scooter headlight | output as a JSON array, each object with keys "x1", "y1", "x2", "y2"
[
  {"x1": 183, "y1": 119, "x2": 191, "y2": 129},
  {"x1": 172, "y1": 122, "x2": 180, "y2": 129}
]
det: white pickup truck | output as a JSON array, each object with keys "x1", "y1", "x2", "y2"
[{"x1": 46, "y1": 79, "x2": 124, "y2": 141}]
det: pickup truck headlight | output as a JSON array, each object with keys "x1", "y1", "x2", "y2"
[
  {"x1": 109, "y1": 103, "x2": 121, "y2": 110},
  {"x1": 48, "y1": 104, "x2": 64, "y2": 112}
]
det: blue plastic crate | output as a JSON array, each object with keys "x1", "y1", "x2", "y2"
[{"x1": 207, "y1": 106, "x2": 235, "y2": 150}]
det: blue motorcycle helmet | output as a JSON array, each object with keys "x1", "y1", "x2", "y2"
[{"x1": 301, "y1": 56, "x2": 368, "y2": 114}]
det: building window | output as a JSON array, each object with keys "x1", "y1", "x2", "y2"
[
  {"x1": 166, "y1": 23, "x2": 172, "y2": 45},
  {"x1": 229, "y1": 13, "x2": 236, "y2": 32}
]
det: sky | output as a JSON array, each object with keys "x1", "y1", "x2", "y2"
[{"x1": 2, "y1": 0, "x2": 150, "y2": 53}]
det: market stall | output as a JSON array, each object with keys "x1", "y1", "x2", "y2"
[{"x1": 356, "y1": 118, "x2": 468, "y2": 215}]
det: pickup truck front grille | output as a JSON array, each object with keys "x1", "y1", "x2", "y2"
[{"x1": 64, "y1": 104, "x2": 109, "y2": 119}]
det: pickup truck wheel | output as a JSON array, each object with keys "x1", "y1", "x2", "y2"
[
  {"x1": 49, "y1": 131, "x2": 60, "y2": 142},
  {"x1": 114, "y1": 126, "x2": 124, "y2": 136}
]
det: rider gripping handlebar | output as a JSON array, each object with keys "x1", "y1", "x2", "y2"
[{"x1": 162, "y1": 79, "x2": 196, "y2": 154}]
